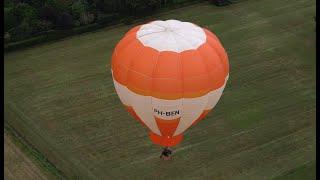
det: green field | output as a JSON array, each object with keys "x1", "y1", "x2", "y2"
[
  {"x1": 4, "y1": 0, "x2": 316, "y2": 179},
  {"x1": 4, "y1": 133, "x2": 48, "y2": 180}
]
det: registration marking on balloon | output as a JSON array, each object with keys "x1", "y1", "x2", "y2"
[
  {"x1": 111, "y1": 19, "x2": 229, "y2": 147},
  {"x1": 154, "y1": 109, "x2": 180, "y2": 117}
]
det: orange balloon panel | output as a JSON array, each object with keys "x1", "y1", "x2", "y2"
[{"x1": 111, "y1": 20, "x2": 229, "y2": 147}]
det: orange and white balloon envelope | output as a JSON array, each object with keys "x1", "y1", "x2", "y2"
[{"x1": 111, "y1": 19, "x2": 229, "y2": 147}]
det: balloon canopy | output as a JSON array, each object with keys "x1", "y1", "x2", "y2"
[{"x1": 111, "y1": 19, "x2": 229, "y2": 147}]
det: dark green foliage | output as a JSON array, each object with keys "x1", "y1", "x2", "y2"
[
  {"x1": 4, "y1": 32, "x2": 11, "y2": 43},
  {"x1": 39, "y1": 5, "x2": 59, "y2": 23},
  {"x1": 4, "y1": 0, "x2": 204, "y2": 47},
  {"x1": 4, "y1": 0, "x2": 202, "y2": 53},
  {"x1": 45, "y1": 0, "x2": 73, "y2": 13},
  {"x1": 71, "y1": 0, "x2": 89, "y2": 19},
  {"x1": 8, "y1": 20, "x2": 33, "y2": 41},
  {"x1": 4, "y1": 22, "x2": 110, "y2": 52},
  {"x1": 124, "y1": 0, "x2": 161, "y2": 16},
  {"x1": 13, "y1": 3, "x2": 38, "y2": 22},
  {"x1": 34, "y1": 20, "x2": 54, "y2": 32},
  {"x1": 57, "y1": 12, "x2": 74, "y2": 29},
  {"x1": 79, "y1": 12, "x2": 95, "y2": 25},
  {"x1": 94, "y1": 0, "x2": 119, "y2": 13},
  {"x1": 4, "y1": 7, "x2": 19, "y2": 31},
  {"x1": 123, "y1": 16, "x2": 135, "y2": 25},
  {"x1": 211, "y1": 0, "x2": 231, "y2": 6},
  {"x1": 96, "y1": 13, "x2": 120, "y2": 25}
]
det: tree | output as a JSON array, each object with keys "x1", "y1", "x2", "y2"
[
  {"x1": 4, "y1": 7, "x2": 19, "y2": 32},
  {"x1": 92, "y1": 0, "x2": 118, "y2": 13},
  {"x1": 211, "y1": 0, "x2": 231, "y2": 6},
  {"x1": 4, "y1": 32, "x2": 11, "y2": 43},
  {"x1": 71, "y1": 0, "x2": 95, "y2": 25},
  {"x1": 34, "y1": 20, "x2": 53, "y2": 32},
  {"x1": 125, "y1": 0, "x2": 160, "y2": 16},
  {"x1": 13, "y1": 3, "x2": 38, "y2": 22},
  {"x1": 39, "y1": 0, "x2": 73, "y2": 26},
  {"x1": 45, "y1": 0, "x2": 73, "y2": 13},
  {"x1": 9, "y1": 20, "x2": 33, "y2": 40},
  {"x1": 39, "y1": 5, "x2": 59, "y2": 24},
  {"x1": 71, "y1": 0, "x2": 89, "y2": 19},
  {"x1": 22, "y1": 0, "x2": 45, "y2": 8},
  {"x1": 56, "y1": 12, "x2": 74, "y2": 29}
]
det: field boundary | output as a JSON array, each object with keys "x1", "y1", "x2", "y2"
[
  {"x1": 4, "y1": 122, "x2": 66, "y2": 180},
  {"x1": 272, "y1": 160, "x2": 316, "y2": 180},
  {"x1": 4, "y1": 0, "x2": 206, "y2": 53}
]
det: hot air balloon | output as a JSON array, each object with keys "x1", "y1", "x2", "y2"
[{"x1": 111, "y1": 19, "x2": 229, "y2": 157}]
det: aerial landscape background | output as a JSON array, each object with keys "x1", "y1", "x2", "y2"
[{"x1": 4, "y1": 0, "x2": 316, "y2": 179}]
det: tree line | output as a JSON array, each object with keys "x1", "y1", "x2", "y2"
[{"x1": 4, "y1": 0, "x2": 198, "y2": 43}]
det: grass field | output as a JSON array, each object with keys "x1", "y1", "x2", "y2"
[
  {"x1": 4, "y1": 132, "x2": 48, "y2": 180},
  {"x1": 4, "y1": 123, "x2": 65, "y2": 179},
  {"x1": 4, "y1": 0, "x2": 316, "y2": 179}
]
